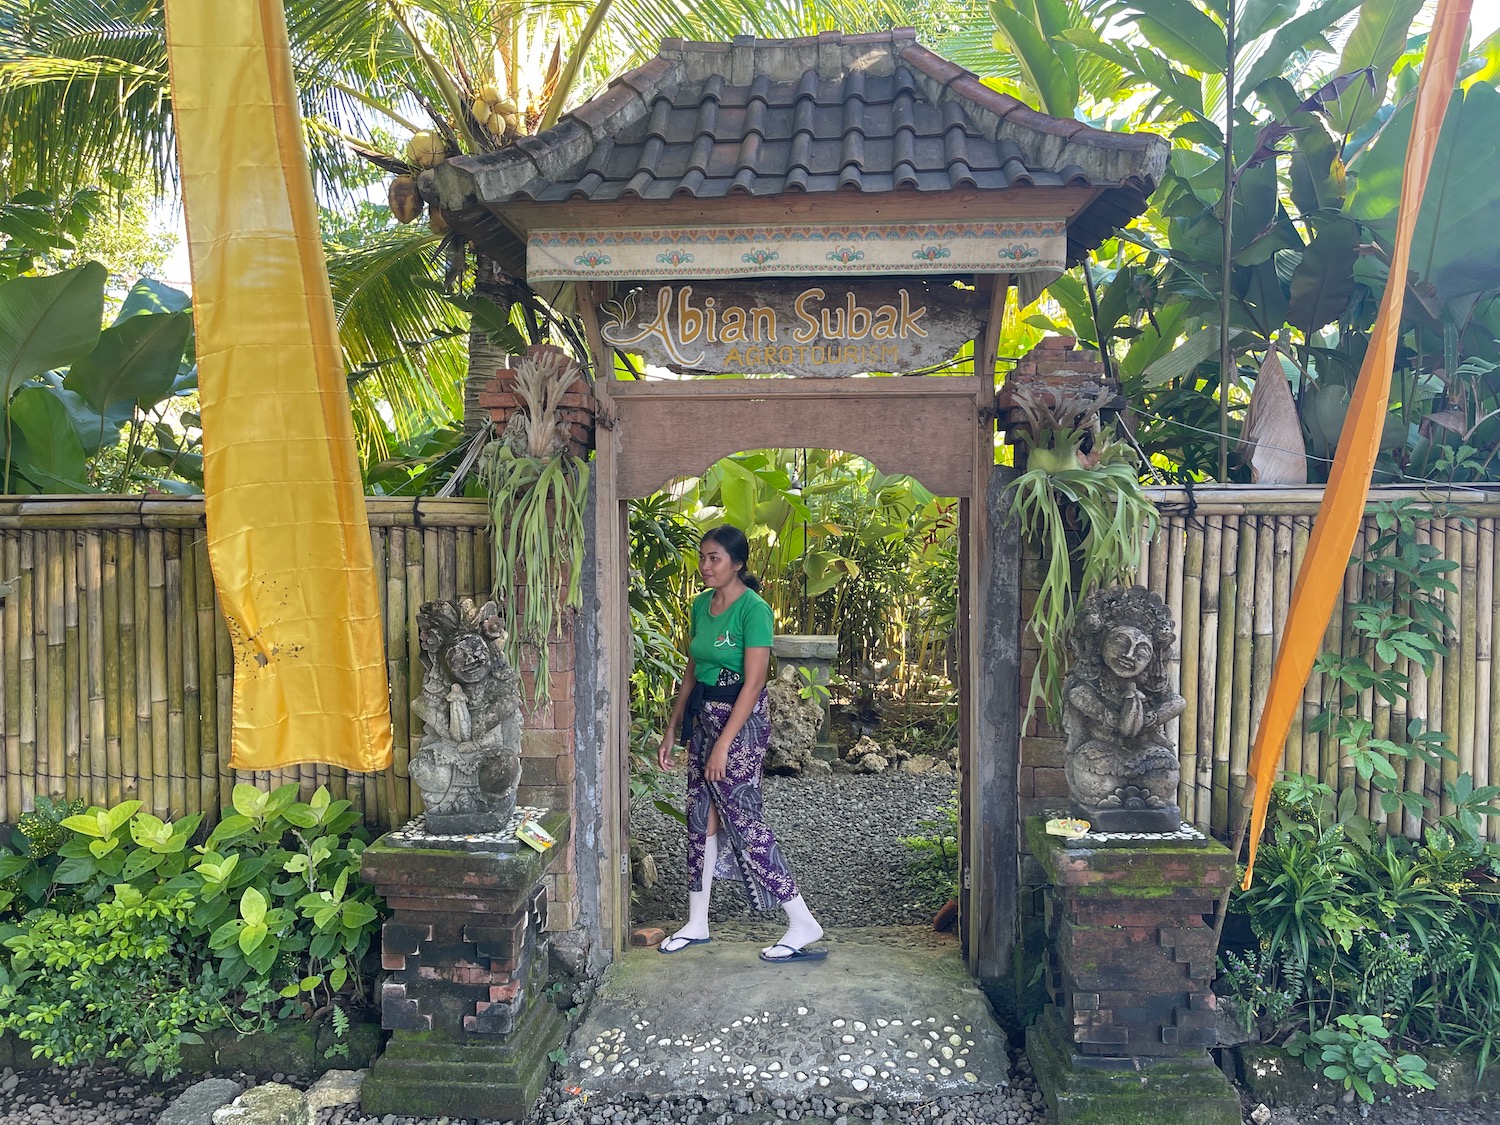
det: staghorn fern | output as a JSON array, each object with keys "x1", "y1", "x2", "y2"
[
  {"x1": 482, "y1": 345, "x2": 590, "y2": 703},
  {"x1": 1007, "y1": 424, "x2": 1157, "y2": 726}
]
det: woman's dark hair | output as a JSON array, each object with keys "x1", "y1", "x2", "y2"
[{"x1": 701, "y1": 525, "x2": 761, "y2": 592}]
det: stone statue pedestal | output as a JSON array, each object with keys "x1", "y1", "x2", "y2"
[
  {"x1": 773, "y1": 634, "x2": 839, "y2": 758},
  {"x1": 359, "y1": 809, "x2": 570, "y2": 1121},
  {"x1": 1023, "y1": 817, "x2": 1240, "y2": 1125}
]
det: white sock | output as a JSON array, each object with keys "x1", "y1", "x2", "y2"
[
  {"x1": 763, "y1": 893, "x2": 823, "y2": 957},
  {"x1": 665, "y1": 831, "x2": 717, "y2": 948}
]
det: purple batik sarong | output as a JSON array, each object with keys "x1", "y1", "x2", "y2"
[{"x1": 685, "y1": 680, "x2": 799, "y2": 910}]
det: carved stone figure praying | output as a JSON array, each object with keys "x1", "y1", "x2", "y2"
[
  {"x1": 1062, "y1": 586, "x2": 1186, "y2": 832},
  {"x1": 408, "y1": 598, "x2": 524, "y2": 834}
]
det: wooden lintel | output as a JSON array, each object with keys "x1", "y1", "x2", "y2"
[{"x1": 609, "y1": 377, "x2": 982, "y2": 498}]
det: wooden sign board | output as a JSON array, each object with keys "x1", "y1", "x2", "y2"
[{"x1": 599, "y1": 280, "x2": 983, "y2": 376}]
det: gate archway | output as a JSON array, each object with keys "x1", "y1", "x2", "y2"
[{"x1": 428, "y1": 30, "x2": 1167, "y2": 989}]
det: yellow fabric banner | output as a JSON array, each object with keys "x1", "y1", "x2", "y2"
[
  {"x1": 1240, "y1": 0, "x2": 1472, "y2": 887},
  {"x1": 164, "y1": 1, "x2": 393, "y2": 772}
]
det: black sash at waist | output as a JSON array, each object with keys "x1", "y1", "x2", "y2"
[{"x1": 678, "y1": 679, "x2": 743, "y2": 746}]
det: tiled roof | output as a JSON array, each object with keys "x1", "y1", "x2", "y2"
[{"x1": 427, "y1": 31, "x2": 1168, "y2": 269}]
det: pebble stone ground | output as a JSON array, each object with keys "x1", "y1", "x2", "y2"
[{"x1": 3, "y1": 1053, "x2": 1498, "y2": 1125}]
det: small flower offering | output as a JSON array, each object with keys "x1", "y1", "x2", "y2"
[
  {"x1": 1045, "y1": 817, "x2": 1091, "y2": 839},
  {"x1": 516, "y1": 819, "x2": 556, "y2": 852}
]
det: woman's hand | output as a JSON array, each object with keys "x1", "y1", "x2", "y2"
[
  {"x1": 705, "y1": 737, "x2": 732, "y2": 782},
  {"x1": 656, "y1": 730, "x2": 678, "y2": 771}
]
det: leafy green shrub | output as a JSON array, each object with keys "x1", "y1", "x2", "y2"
[
  {"x1": 0, "y1": 886, "x2": 226, "y2": 1076},
  {"x1": 900, "y1": 790, "x2": 959, "y2": 913},
  {"x1": 1286, "y1": 1014, "x2": 1436, "y2": 1103},
  {"x1": 1224, "y1": 776, "x2": 1500, "y2": 1091},
  {"x1": 0, "y1": 796, "x2": 86, "y2": 919},
  {"x1": 0, "y1": 783, "x2": 385, "y2": 1076}
]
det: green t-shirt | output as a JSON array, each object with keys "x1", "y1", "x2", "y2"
[{"x1": 689, "y1": 589, "x2": 774, "y2": 686}]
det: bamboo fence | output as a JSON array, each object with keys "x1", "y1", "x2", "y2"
[
  {"x1": 1136, "y1": 485, "x2": 1500, "y2": 842},
  {"x1": 0, "y1": 497, "x2": 491, "y2": 830},
  {"x1": 1, "y1": 488, "x2": 1497, "y2": 841}
]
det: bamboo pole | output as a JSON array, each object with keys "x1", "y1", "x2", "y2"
[
  {"x1": 102, "y1": 532, "x2": 122, "y2": 806},
  {"x1": 194, "y1": 530, "x2": 219, "y2": 821},
  {"x1": 61, "y1": 530, "x2": 80, "y2": 802},
  {"x1": 215, "y1": 584, "x2": 236, "y2": 806},
  {"x1": 1410, "y1": 520, "x2": 1434, "y2": 832},
  {"x1": 403, "y1": 526, "x2": 427, "y2": 826},
  {"x1": 146, "y1": 530, "x2": 169, "y2": 816},
  {"x1": 46, "y1": 530, "x2": 66, "y2": 802},
  {"x1": 1474, "y1": 519, "x2": 1492, "y2": 795},
  {"x1": 1267, "y1": 517, "x2": 1294, "y2": 780},
  {"x1": 1368, "y1": 520, "x2": 1395, "y2": 829},
  {"x1": 19, "y1": 533, "x2": 36, "y2": 813},
  {"x1": 457, "y1": 527, "x2": 475, "y2": 602},
  {"x1": 1288, "y1": 517, "x2": 1313, "y2": 780},
  {"x1": 1443, "y1": 517, "x2": 1467, "y2": 819},
  {"x1": 179, "y1": 531, "x2": 202, "y2": 819},
  {"x1": 83, "y1": 530, "x2": 106, "y2": 808},
  {"x1": 1147, "y1": 522, "x2": 1169, "y2": 601},
  {"x1": 1178, "y1": 523, "x2": 1203, "y2": 823},
  {"x1": 1486, "y1": 518, "x2": 1500, "y2": 842},
  {"x1": 1250, "y1": 517, "x2": 1276, "y2": 776},
  {"x1": 1197, "y1": 518, "x2": 1222, "y2": 827},
  {"x1": 1229, "y1": 517, "x2": 1257, "y2": 822},
  {"x1": 4, "y1": 533, "x2": 23, "y2": 819},
  {"x1": 120, "y1": 530, "x2": 141, "y2": 806},
  {"x1": 1384, "y1": 516, "x2": 1413, "y2": 836},
  {"x1": 437, "y1": 526, "x2": 457, "y2": 600},
  {"x1": 1165, "y1": 517, "x2": 1185, "y2": 765},
  {"x1": 0, "y1": 534, "x2": 9, "y2": 821},
  {"x1": 1214, "y1": 517, "x2": 1240, "y2": 837},
  {"x1": 1340, "y1": 523, "x2": 1364, "y2": 811},
  {"x1": 377, "y1": 527, "x2": 404, "y2": 828},
  {"x1": 1425, "y1": 520, "x2": 1447, "y2": 816}
]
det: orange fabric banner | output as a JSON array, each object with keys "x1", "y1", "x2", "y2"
[
  {"x1": 1239, "y1": 0, "x2": 1473, "y2": 887},
  {"x1": 164, "y1": 1, "x2": 393, "y2": 771}
]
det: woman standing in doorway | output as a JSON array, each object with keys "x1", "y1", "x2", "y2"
[{"x1": 655, "y1": 525, "x2": 826, "y2": 962}]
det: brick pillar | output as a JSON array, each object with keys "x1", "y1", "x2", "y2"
[
  {"x1": 1002, "y1": 334, "x2": 1125, "y2": 1021},
  {"x1": 471, "y1": 345, "x2": 595, "y2": 934},
  {"x1": 360, "y1": 810, "x2": 571, "y2": 1120},
  {"x1": 1023, "y1": 817, "x2": 1240, "y2": 1125}
]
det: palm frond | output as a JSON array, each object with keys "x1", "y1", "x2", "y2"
[{"x1": 327, "y1": 224, "x2": 466, "y2": 450}]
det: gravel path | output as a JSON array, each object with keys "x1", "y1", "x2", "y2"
[{"x1": 630, "y1": 767, "x2": 958, "y2": 928}]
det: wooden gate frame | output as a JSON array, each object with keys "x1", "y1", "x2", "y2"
[{"x1": 577, "y1": 280, "x2": 1010, "y2": 980}]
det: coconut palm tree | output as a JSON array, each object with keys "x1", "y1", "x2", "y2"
[{"x1": 0, "y1": 0, "x2": 913, "y2": 471}]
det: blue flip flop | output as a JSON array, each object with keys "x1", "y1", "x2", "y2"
[
  {"x1": 759, "y1": 944, "x2": 828, "y2": 963},
  {"x1": 658, "y1": 935, "x2": 711, "y2": 954}
]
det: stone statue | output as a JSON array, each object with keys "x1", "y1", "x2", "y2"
[
  {"x1": 408, "y1": 598, "x2": 523, "y2": 833},
  {"x1": 1063, "y1": 586, "x2": 1185, "y2": 832}
]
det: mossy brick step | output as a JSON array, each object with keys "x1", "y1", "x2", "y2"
[
  {"x1": 1027, "y1": 819, "x2": 1235, "y2": 894},
  {"x1": 180, "y1": 1016, "x2": 384, "y2": 1077},
  {"x1": 1026, "y1": 1010, "x2": 1240, "y2": 1125},
  {"x1": 362, "y1": 810, "x2": 570, "y2": 904},
  {"x1": 360, "y1": 986, "x2": 566, "y2": 1120}
]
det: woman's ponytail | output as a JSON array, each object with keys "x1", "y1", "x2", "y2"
[{"x1": 739, "y1": 566, "x2": 762, "y2": 593}]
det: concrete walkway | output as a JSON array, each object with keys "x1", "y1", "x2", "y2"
[{"x1": 563, "y1": 927, "x2": 1010, "y2": 1106}]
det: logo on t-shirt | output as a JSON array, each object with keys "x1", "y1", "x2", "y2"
[{"x1": 713, "y1": 630, "x2": 735, "y2": 649}]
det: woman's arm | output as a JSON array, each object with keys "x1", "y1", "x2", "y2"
[
  {"x1": 704, "y1": 647, "x2": 770, "y2": 782},
  {"x1": 656, "y1": 656, "x2": 700, "y2": 769}
]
